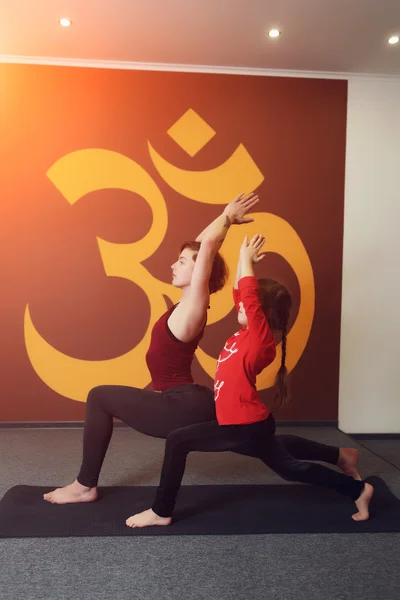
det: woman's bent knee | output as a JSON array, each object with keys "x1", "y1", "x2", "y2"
[{"x1": 86, "y1": 386, "x2": 109, "y2": 409}]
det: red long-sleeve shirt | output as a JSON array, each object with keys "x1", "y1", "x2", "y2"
[{"x1": 214, "y1": 276, "x2": 276, "y2": 425}]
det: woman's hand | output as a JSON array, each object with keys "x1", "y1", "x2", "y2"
[{"x1": 223, "y1": 192, "x2": 259, "y2": 225}]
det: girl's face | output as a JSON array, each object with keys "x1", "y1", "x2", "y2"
[{"x1": 171, "y1": 248, "x2": 196, "y2": 289}]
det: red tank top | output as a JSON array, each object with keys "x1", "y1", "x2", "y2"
[{"x1": 145, "y1": 304, "x2": 206, "y2": 391}]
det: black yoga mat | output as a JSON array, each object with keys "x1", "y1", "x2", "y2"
[{"x1": 0, "y1": 476, "x2": 398, "y2": 537}]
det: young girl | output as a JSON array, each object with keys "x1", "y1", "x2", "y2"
[{"x1": 126, "y1": 234, "x2": 373, "y2": 528}]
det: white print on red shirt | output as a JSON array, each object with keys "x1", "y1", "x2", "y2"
[
  {"x1": 216, "y1": 332, "x2": 240, "y2": 370},
  {"x1": 215, "y1": 332, "x2": 239, "y2": 401},
  {"x1": 214, "y1": 379, "x2": 224, "y2": 401}
]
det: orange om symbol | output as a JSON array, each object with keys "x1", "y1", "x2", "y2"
[{"x1": 24, "y1": 109, "x2": 315, "y2": 402}]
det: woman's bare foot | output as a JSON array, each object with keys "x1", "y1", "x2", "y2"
[
  {"x1": 43, "y1": 480, "x2": 98, "y2": 504},
  {"x1": 337, "y1": 448, "x2": 361, "y2": 480},
  {"x1": 352, "y1": 483, "x2": 374, "y2": 521},
  {"x1": 126, "y1": 508, "x2": 172, "y2": 529}
]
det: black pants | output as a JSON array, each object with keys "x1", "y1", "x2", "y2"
[
  {"x1": 77, "y1": 384, "x2": 216, "y2": 487},
  {"x1": 152, "y1": 415, "x2": 364, "y2": 517},
  {"x1": 76, "y1": 384, "x2": 340, "y2": 488}
]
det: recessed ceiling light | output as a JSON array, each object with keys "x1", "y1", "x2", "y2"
[
  {"x1": 59, "y1": 18, "x2": 72, "y2": 27},
  {"x1": 388, "y1": 35, "x2": 399, "y2": 45},
  {"x1": 268, "y1": 29, "x2": 280, "y2": 38}
]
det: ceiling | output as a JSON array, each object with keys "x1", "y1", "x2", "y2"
[{"x1": 0, "y1": 0, "x2": 399, "y2": 76}]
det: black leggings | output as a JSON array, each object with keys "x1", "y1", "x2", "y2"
[
  {"x1": 151, "y1": 415, "x2": 364, "y2": 517},
  {"x1": 77, "y1": 384, "x2": 340, "y2": 488}
]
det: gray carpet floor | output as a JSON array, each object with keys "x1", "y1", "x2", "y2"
[
  {"x1": 356, "y1": 438, "x2": 400, "y2": 471},
  {"x1": 0, "y1": 426, "x2": 399, "y2": 600}
]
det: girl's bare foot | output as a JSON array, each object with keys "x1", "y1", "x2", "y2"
[
  {"x1": 126, "y1": 508, "x2": 172, "y2": 529},
  {"x1": 352, "y1": 483, "x2": 374, "y2": 521},
  {"x1": 43, "y1": 480, "x2": 98, "y2": 504},
  {"x1": 338, "y1": 448, "x2": 361, "y2": 480}
]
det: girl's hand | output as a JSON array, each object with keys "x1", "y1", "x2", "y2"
[{"x1": 240, "y1": 234, "x2": 266, "y2": 264}]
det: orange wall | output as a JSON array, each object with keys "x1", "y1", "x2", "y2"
[{"x1": 0, "y1": 64, "x2": 347, "y2": 421}]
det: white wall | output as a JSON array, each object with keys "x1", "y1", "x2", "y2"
[{"x1": 339, "y1": 78, "x2": 400, "y2": 433}]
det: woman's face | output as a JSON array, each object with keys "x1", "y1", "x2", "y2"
[{"x1": 171, "y1": 248, "x2": 197, "y2": 289}]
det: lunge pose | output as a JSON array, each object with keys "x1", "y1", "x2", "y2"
[{"x1": 44, "y1": 194, "x2": 360, "y2": 506}]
